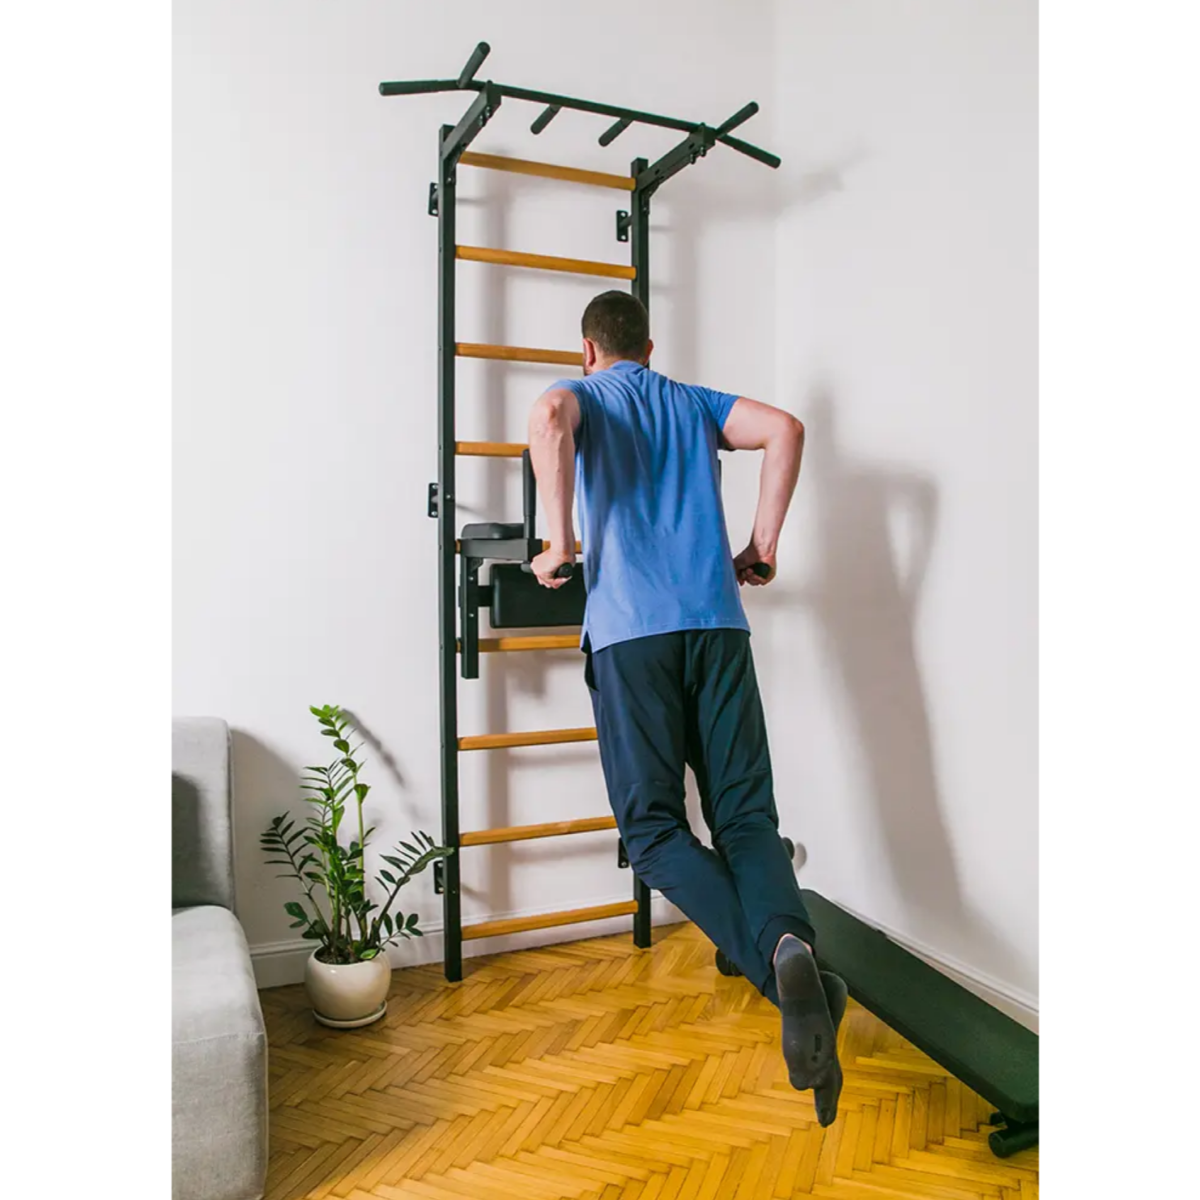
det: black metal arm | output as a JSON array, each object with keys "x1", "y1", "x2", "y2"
[{"x1": 379, "y1": 42, "x2": 780, "y2": 175}]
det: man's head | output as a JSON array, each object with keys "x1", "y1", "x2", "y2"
[{"x1": 581, "y1": 291, "x2": 653, "y2": 375}]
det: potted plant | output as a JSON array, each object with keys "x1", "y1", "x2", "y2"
[{"x1": 261, "y1": 704, "x2": 451, "y2": 1028}]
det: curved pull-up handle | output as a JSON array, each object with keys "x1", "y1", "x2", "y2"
[
  {"x1": 521, "y1": 562, "x2": 575, "y2": 580},
  {"x1": 378, "y1": 78, "x2": 459, "y2": 97},
  {"x1": 458, "y1": 42, "x2": 491, "y2": 88},
  {"x1": 719, "y1": 133, "x2": 780, "y2": 169},
  {"x1": 599, "y1": 116, "x2": 633, "y2": 147},
  {"x1": 716, "y1": 102, "x2": 759, "y2": 138},
  {"x1": 531, "y1": 104, "x2": 561, "y2": 134}
]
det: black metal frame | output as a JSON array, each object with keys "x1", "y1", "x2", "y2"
[
  {"x1": 381, "y1": 43, "x2": 779, "y2": 170},
  {"x1": 386, "y1": 43, "x2": 780, "y2": 983}
]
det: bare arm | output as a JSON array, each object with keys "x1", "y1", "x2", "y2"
[
  {"x1": 527, "y1": 387, "x2": 581, "y2": 588},
  {"x1": 720, "y1": 397, "x2": 806, "y2": 585}
]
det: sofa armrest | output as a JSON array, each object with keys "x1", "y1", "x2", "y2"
[{"x1": 173, "y1": 718, "x2": 236, "y2": 911}]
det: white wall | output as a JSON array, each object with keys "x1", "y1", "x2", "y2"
[
  {"x1": 172, "y1": 0, "x2": 777, "y2": 977},
  {"x1": 757, "y1": 0, "x2": 1038, "y2": 1009},
  {"x1": 174, "y1": 0, "x2": 1037, "y2": 1012}
]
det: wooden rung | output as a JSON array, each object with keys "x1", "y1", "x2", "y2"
[
  {"x1": 472, "y1": 635, "x2": 581, "y2": 653},
  {"x1": 460, "y1": 815, "x2": 617, "y2": 847},
  {"x1": 455, "y1": 441, "x2": 527, "y2": 458},
  {"x1": 458, "y1": 727, "x2": 597, "y2": 751},
  {"x1": 456, "y1": 342, "x2": 583, "y2": 368},
  {"x1": 457, "y1": 245, "x2": 636, "y2": 280},
  {"x1": 462, "y1": 899, "x2": 640, "y2": 941},
  {"x1": 459, "y1": 151, "x2": 635, "y2": 193}
]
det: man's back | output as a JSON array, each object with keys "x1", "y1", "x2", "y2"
[
  {"x1": 550, "y1": 360, "x2": 748, "y2": 653},
  {"x1": 527, "y1": 292, "x2": 838, "y2": 1125}
]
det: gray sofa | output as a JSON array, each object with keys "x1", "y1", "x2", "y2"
[{"x1": 173, "y1": 718, "x2": 268, "y2": 1200}]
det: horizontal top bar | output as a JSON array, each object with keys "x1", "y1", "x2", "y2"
[
  {"x1": 459, "y1": 151, "x2": 635, "y2": 192},
  {"x1": 457, "y1": 244, "x2": 636, "y2": 280},
  {"x1": 377, "y1": 75, "x2": 779, "y2": 171}
]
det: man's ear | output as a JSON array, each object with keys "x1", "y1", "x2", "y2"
[
  {"x1": 643, "y1": 339, "x2": 654, "y2": 366},
  {"x1": 582, "y1": 337, "x2": 599, "y2": 372}
]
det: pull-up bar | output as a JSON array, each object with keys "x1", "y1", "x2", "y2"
[{"x1": 379, "y1": 41, "x2": 781, "y2": 181}]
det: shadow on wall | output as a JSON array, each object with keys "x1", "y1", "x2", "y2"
[
  {"x1": 652, "y1": 144, "x2": 869, "y2": 385},
  {"x1": 776, "y1": 389, "x2": 1028, "y2": 987},
  {"x1": 229, "y1": 730, "x2": 300, "y2": 931}
]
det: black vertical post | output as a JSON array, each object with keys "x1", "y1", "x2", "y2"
[
  {"x1": 629, "y1": 156, "x2": 654, "y2": 950},
  {"x1": 438, "y1": 124, "x2": 463, "y2": 982}
]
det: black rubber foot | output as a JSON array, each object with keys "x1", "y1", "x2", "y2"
[
  {"x1": 987, "y1": 1118, "x2": 1038, "y2": 1158},
  {"x1": 715, "y1": 949, "x2": 743, "y2": 977}
]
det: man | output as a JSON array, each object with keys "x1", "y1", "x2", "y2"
[{"x1": 527, "y1": 290, "x2": 846, "y2": 1124}]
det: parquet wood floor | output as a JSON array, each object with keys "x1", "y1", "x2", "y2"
[{"x1": 260, "y1": 923, "x2": 1038, "y2": 1199}]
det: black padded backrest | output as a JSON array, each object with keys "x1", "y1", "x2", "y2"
[{"x1": 490, "y1": 564, "x2": 587, "y2": 629}]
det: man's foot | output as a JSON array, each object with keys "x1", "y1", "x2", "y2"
[
  {"x1": 812, "y1": 970, "x2": 847, "y2": 1127},
  {"x1": 775, "y1": 935, "x2": 837, "y2": 1090}
]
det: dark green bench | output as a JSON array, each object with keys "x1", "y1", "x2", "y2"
[{"x1": 801, "y1": 889, "x2": 1038, "y2": 1157}]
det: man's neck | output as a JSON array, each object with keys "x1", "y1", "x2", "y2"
[{"x1": 593, "y1": 355, "x2": 645, "y2": 372}]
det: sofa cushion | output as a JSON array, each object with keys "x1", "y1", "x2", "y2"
[{"x1": 173, "y1": 905, "x2": 267, "y2": 1200}]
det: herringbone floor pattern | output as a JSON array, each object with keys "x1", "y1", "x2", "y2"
[{"x1": 261, "y1": 923, "x2": 1038, "y2": 1200}]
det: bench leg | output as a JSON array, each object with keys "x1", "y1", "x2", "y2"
[{"x1": 987, "y1": 1112, "x2": 1038, "y2": 1158}]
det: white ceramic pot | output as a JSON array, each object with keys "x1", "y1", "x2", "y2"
[{"x1": 304, "y1": 951, "x2": 391, "y2": 1029}]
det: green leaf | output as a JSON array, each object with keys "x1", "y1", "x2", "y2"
[
  {"x1": 381, "y1": 855, "x2": 403, "y2": 869},
  {"x1": 284, "y1": 901, "x2": 307, "y2": 921},
  {"x1": 334, "y1": 739, "x2": 350, "y2": 754},
  {"x1": 383, "y1": 914, "x2": 394, "y2": 936},
  {"x1": 360, "y1": 948, "x2": 379, "y2": 960},
  {"x1": 354, "y1": 783, "x2": 370, "y2": 802},
  {"x1": 379, "y1": 870, "x2": 396, "y2": 886},
  {"x1": 405, "y1": 913, "x2": 420, "y2": 931},
  {"x1": 289, "y1": 918, "x2": 307, "y2": 929},
  {"x1": 301, "y1": 927, "x2": 323, "y2": 940},
  {"x1": 400, "y1": 841, "x2": 418, "y2": 856},
  {"x1": 321, "y1": 728, "x2": 339, "y2": 737}
]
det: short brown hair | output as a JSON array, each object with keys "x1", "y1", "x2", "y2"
[{"x1": 581, "y1": 291, "x2": 650, "y2": 360}]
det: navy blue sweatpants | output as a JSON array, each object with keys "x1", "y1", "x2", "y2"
[{"x1": 586, "y1": 629, "x2": 816, "y2": 1003}]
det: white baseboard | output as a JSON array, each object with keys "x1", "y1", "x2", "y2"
[
  {"x1": 252, "y1": 894, "x2": 1038, "y2": 1034},
  {"x1": 830, "y1": 901, "x2": 1039, "y2": 1033},
  {"x1": 251, "y1": 893, "x2": 684, "y2": 991}
]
